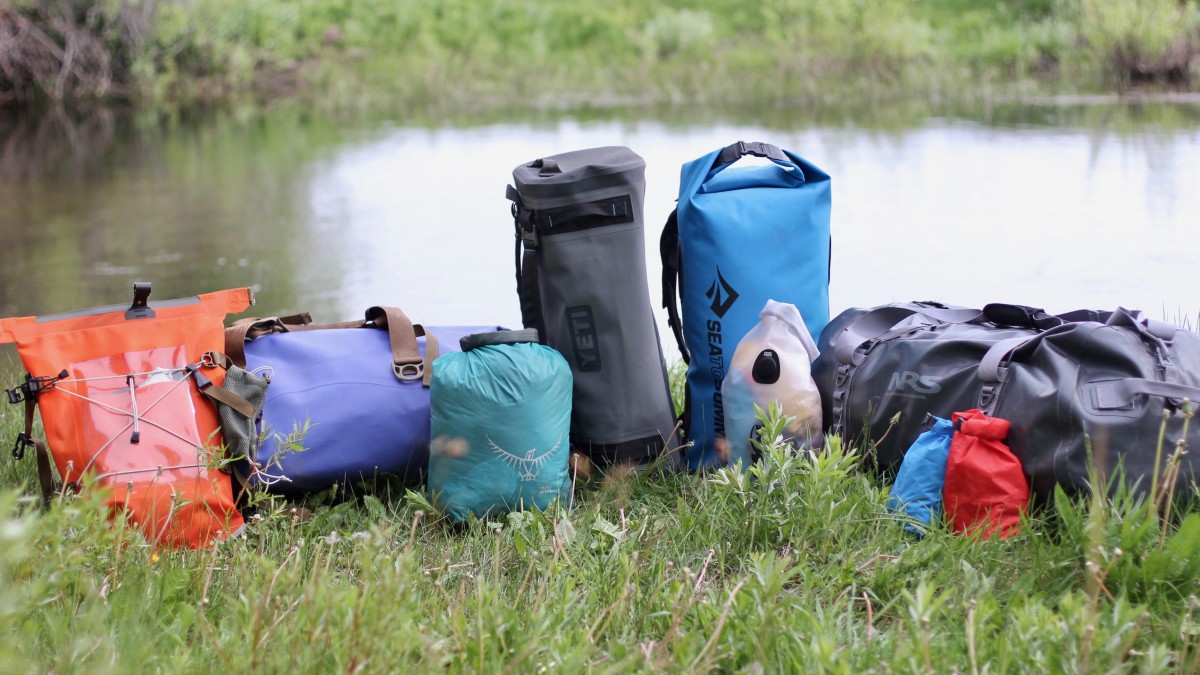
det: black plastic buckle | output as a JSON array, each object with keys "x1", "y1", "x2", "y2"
[
  {"x1": 6, "y1": 370, "x2": 69, "y2": 405},
  {"x1": 520, "y1": 218, "x2": 539, "y2": 247},
  {"x1": 11, "y1": 433, "x2": 32, "y2": 460},
  {"x1": 186, "y1": 363, "x2": 212, "y2": 391},
  {"x1": 738, "y1": 141, "x2": 770, "y2": 158},
  {"x1": 125, "y1": 281, "x2": 156, "y2": 320}
]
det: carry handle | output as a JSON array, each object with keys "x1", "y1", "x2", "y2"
[
  {"x1": 364, "y1": 306, "x2": 435, "y2": 386},
  {"x1": 528, "y1": 196, "x2": 631, "y2": 230},
  {"x1": 712, "y1": 141, "x2": 789, "y2": 168},
  {"x1": 1104, "y1": 307, "x2": 1178, "y2": 342},
  {"x1": 224, "y1": 313, "x2": 313, "y2": 368},
  {"x1": 977, "y1": 321, "x2": 1094, "y2": 384},
  {"x1": 226, "y1": 307, "x2": 438, "y2": 388},
  {"x1": 833, "y1": 304, "x2": 984, "y2": 365},
  {"x1": 1089, "y1": 379, "x2": 1200, "y2": 410},
  {"x1": 530, "y1": 158, "x2": 561, "y2": 176},
  {"x1": 982, "y1": 303, "x2": 1062, "y2": 330}
]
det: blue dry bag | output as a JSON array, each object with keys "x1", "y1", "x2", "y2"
[
  {"x1": 661, "y1": 141, "x2": 831, "y2": 469},
  {"x1": 428, "y1": 330, "x2": 572, "y2": 522},
  {"x1": 888, "y1": 415, "x2": 955, "y2": 533}
]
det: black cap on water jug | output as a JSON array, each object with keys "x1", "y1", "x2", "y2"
[{"x1": 752, "y1": 349, "x2": 781, "y2": 384}]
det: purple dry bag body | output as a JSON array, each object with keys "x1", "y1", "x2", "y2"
[{"x1": 231, "y1": 308, "x2": 501, "y2": 494}]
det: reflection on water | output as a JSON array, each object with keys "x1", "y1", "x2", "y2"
[{"x1": 2, "y1": 102, "x2": 1198, "y2": 355}]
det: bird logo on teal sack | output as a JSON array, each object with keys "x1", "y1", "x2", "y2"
[{"x1": 487, "y1": 435, "x2": 562, "y2": 481}]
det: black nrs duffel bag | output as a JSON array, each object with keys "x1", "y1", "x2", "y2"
[
  {"x1": 813, "y1": 302, "x2": 1099, "y2": 472},
  {"x1": 978, "y1": 308, "x2": 1200, "y2": 504}
]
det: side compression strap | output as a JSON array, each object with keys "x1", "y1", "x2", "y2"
[
  {"x1": 15, "y1": 398, "x2": 56, "y2": 507},
  {"x1": 507, "y1": 185, "x2": 546, "y2": 341},
  {"x1": 659, "y1": 209, "x2": 689, "y2": 365}
]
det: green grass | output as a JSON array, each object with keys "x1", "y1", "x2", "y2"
[
  {"x1": 3, "y1": 381, "x2": 1200, "y2": 672},
  {"x1": 4, "y1": 0, "x2": 1198, "y2": 112}
]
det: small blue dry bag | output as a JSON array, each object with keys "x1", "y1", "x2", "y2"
[
  {"x1": 428, "y1": 330, "x2": 572, "y2": 522},
  {"x1": 888, "y1": 415, "x2": 955, "y2": 533},
  {"x1": 662, "y1": 141, "x2": 832, "y2": 469}
]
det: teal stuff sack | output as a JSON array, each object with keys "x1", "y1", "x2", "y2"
[
  {"x1": 888, "y1": 415, "x2": 954, "y2": 534},
  {"x1": 428, "y1": 330, "x2": 573, "y2": 522}
]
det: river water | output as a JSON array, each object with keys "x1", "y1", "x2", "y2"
[{"x1": 2, "y1": 100, "x2": 1198, "y2": 357}]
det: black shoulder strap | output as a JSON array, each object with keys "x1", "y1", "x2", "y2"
[
  {"x1": 506, "y1": 185, "x2": 546, "y2": 342},
  {"x1": 659, "y1": 209, "x2": 690, "y2": 365}
]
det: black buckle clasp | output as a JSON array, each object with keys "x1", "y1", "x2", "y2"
[
  {"x1": 6, "y1": 370, "x2": 69, "y2": 405},
  {"x1": 125, "y1": 281, "x2": 156, "y2": 320},
  {"x1": 739, "y1": 141, "x2": 770, "y2": 158},
  {"x1": 12, "y1": 433, "x2": 33, "y2": 460},
  {"x1": 186, "y1": 363, "x2": 212, "y2": 391}
]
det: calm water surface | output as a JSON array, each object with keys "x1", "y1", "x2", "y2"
[{"x1": 2, "y1": 102, "x2": 1198, "y2": 359}]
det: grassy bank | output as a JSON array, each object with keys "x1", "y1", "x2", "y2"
[
  {"x1": 1, "y1": 0, "x2": 1198, "y2": 112},
  {"x1": 3, "y1": 389, "x2": 1200, "y2": 672}
]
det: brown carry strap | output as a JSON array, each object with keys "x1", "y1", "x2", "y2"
[
  {"x1": 228, "y1": 306, "x2": 435, "y2": 387},
  {"x1": 224, "y1": 313, "x2": 313, "y2": 367},
  {"x1": 414, "y1": 325, "x2": 440, "y2": 387},
  {"x1": 17, "y1": 398, "x2": 56, "y2": 507},
  {"x1": 364, "y1": 306, "x2": 426, "y2": 384}
]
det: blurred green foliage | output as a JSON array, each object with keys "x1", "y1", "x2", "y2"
[{"x1": 1, "y1": 0, "x2": 1197, "y2": 110}]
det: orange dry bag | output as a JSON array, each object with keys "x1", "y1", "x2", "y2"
[{"x1": 1, "y1": 284, "x2": 254, "y2": 548}]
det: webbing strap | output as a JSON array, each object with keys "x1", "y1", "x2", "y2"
[
  {"x1": 228, "y1": 308, "x2": 430, "y2": 386},
  {"x1": 364, "y1": 306, "x2": 426, "y2": 384},
  {"x1": 833, "y1": 305, "x2": 985, "y2": 365},
  {"x1": 659, "y1": 209, "x2": 689, "y2": 365},
  {"x1": 21, "y1": 398, "x2": 55, "y2": 507},
  {"x1": 197, "y1": 377, "x2": 257, "y2": 419},
  {"x1": 507, "y1": 185, "x2": 547, "y2": 340},
  {"x1": 1091, "y1": 379, "x2": 1200, "y2": 410},
  {"x1": 224, "y1": 313, "x2": 312, "y2": 367},
  {"x1": 713, "y1": 141, "x2": 788, "y2": 168}
]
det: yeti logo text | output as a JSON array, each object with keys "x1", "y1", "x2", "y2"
[
  {"x1": 488, "y1": 435, "x2": 562, "y2": 481},
  {"x1": 566, "y1": 305, "x2": 601, "y2": 372},
  {"x1": 705, "y1": 268, "x2": 740, "y2": 319},
  {"x1": 888, "y1": 371, "x2": 941, "y2": 395}
]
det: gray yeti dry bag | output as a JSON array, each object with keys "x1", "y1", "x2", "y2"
[{"x1": 506, "y1": 146, "x2": 676, "y2": 468}]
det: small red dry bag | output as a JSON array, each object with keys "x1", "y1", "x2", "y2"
[{"x1": 943, "y1": 409, "x2": 1029, "y2": 540}]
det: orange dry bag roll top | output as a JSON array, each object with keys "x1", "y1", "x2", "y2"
[{"x1": 0, "y1": 284, "x2": 255, "y2": 549}]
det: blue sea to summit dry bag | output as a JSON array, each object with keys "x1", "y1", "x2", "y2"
[
  {"x1": 428, "y1": 330, "x2": 572, "y2": 522},
  {"x1": 661, "y1": 141, "x2": 831, "y2": 469},
  {"x1": 225, "y1": 307, "x2": 501, "y2": 494},
  {"x1": 888, "y1": 415, "x2": 954, "y2": 534}
]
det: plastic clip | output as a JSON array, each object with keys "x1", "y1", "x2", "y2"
[
  {"x1": 11, "y1": 433, "x2": 33, "y2": 460},
  {"x1": 6, "y1": 370, "x2": 69, "y2": 405},
  {"x1": 186, "y1": 363, "x2": 212, "y2": 391},
  {"x1": 125, "y1": 281, "x2": 156, "y2": 320},
  {"x1": 979, "y1": 384, "x2": 997, "y2": 410}
]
